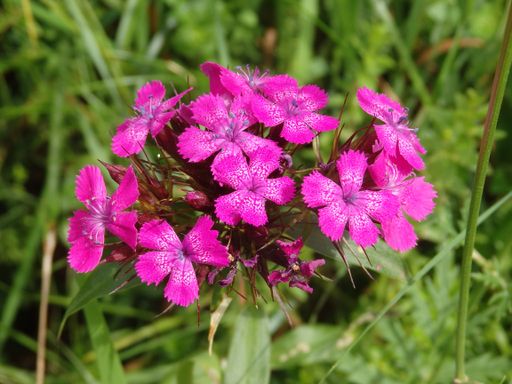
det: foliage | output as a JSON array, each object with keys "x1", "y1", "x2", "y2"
[{"x1": 0, "y1": 0, "x2": 511, "y2": 383}]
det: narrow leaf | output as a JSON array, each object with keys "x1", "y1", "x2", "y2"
[
  {"x1": 224, "y1": 307, "x2": 271, "y2": 384},
  {"x1": 84, "y1": 302, "x2": 126, "y2": 384},
  {"x1": 59, "y1": 263, "x2": 135, "y2": 336}
]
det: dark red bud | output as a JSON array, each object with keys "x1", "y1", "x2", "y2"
[
  {"x1": 184, "y1": 191, "x2": 211, "y2": 210},
  {"x1": 106, "y1": 244, "x2": 136, "y2": 262},
  {"x1": 100, "y1": 161, "x2": 127, "y2": 184}
]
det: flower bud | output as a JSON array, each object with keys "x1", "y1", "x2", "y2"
[{"x1": 184, "y1": 190, "x2": 211, "y2": 210}]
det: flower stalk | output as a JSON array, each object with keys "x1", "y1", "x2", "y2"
[{"x1": 454, "y1": 4, "x2": 512, "y2": 382}]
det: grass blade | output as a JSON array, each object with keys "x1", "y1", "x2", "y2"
[
  {"x1": 454, "y1": 4, "x2": 512, "y2": 381},
  {"x1": 84, "y1": 302, "x2": 127, "y2": 384},
  {"x1": 224, "y1": 307, "x2": 271, "y2": 384},
  {"x1": 318, "y1": 190, "x2": 512, "y2": 384}
]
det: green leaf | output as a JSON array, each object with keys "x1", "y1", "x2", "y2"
[
  {"x1": 224, "y1": 307, "x2": 271, "y2": 384},
  {"x1": 59, "y1": 263, "x2": 135, "y2": 337},
  {"x1": 84, "y1": 302, "x2": 126, "y2": 384},
  {"x1": 294, "y1": 226, "x2": 407, "y2": 280},
  {"x1": 271, "y1": 325, "x2": 342, "y2": 369}
]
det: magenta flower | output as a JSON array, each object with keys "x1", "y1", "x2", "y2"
[
  {"x1": 356, "y1": 87, "x2": 426, "y2": 170},
  {"x1": 112, "y1": 81, "x2": 190, "y2": 157},
  {"x1": 252, "y1": 82, "x2": 339, "y2": 144},
  {"x1": 302, "y1": 150, "x2": 399, "y2": 247},
  {"x1": 268, "y1": 238, "x2": 325, "y2": 293},
  {"x1": 67, "y1": 165, "x2": 139, "y2": 273},
  {"x1": 200, "y1": 61, "x2": 296, "y2": 97},
  {"x1": 135, "y1": 216, "x2": 229, "y2": 307},
  {"x1": 368, "y1": 152, "x2": 437, "y2": 252},
  {"x1": 177, "y1": 93, "x2": 281, "y2": 165},
  {"x1": 213, "y1": 149, "x2": 295, "y2": 227}
]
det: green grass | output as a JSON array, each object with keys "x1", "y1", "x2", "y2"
[{"x1": 1, "y1": 1, "x2": 511, "y2": 383}]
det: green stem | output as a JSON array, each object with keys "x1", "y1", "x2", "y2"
[{"x1": 454, "y1": 4, "x2": 512, "y2": 382}]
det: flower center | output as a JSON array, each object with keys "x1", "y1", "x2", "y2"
[
  {"x1": 82, "y1": 197, "x2": 113, "y2": 244},
  {"x1": 286, "y1": 98, "x2": 301, "y2": 116},
  {"x1": 236, "y1": 65, "x2": 268, "y2": 89}
]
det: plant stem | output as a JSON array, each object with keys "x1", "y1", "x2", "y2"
[{"x1": 454, "y1": 4, "x2": 512, "y2": 382}]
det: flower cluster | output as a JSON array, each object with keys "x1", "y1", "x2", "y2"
[{"x1": 67, "y1": 62, "x2": 436, "y2": 308}]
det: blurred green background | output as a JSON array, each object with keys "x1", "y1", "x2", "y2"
[{"x1": 1, "y1": 0, "x2": 511, "y2": 383}]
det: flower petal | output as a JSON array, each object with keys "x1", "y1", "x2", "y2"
[
  {"x1": 357, "y1": 190, "x2": 400, "y2": 223},
  {"x1": 237, "y1": 132, "x2": 282, "y2": 160},
  {"x1": 276, "y1": 238, "x2": 303, "y2": 258},
  {"x1": 248, "y1": 147, "x2": 281, "y2": 181},
  {"x1": 164, "y1": 258, "x2": 199, "y2": 307},
  {"x1": 135, "y1": 81, "x2": 166, "y2": 107},
  {"x1": 318, "y1": 201, "x2": 348, "y2": 241},
  {"x1": 300, "y1": 258, "x2": 325, "y2": 278},
  {"x1": 75, "y1": 165, "x2": 107, "y2": 205},
  {"x1": 212, "y1": 152, "x2": 251, "y2": 189},
  {"x1": 135, "y1": 251, "x2": 175, "y2": 285},
  {"x1": 138, "y1": 219, "x2": 182, "y2": 251},
  {"x1": 281, "y1": 118, "x2": 316, "y2": 144},
  {"x1": 381, "y1": 214, "x2": 418, "y2": 252},
  {"x1": 400, "y1": 177, "x2": 437, "y2": 221},
  {"x1": 215, "y1": 191, "x2": 267, "y2": 227},
  {"x1": 260, "y1": 74, "x2": 298, "y2": 96},
  {"x1": 348, "y1": 209, "x2": 379, "y2": 248},
  {"x1": 397, "y1": 133, "x2": 425, "y2": 170},
  {"x1": 261, "y1": 177, "x2": 295, "y2": 205},
  {"x1": 159, "y1": 88, "x2": 192, "y2": 114},
  {"x1": 177, "y1": 126, "x2": 220, "y2": 162},
  {"x1": 107, "y1": 211, "x2": 138, "y2": 249},
  {"x1": 303, "y1": 113, "x2": 339, "y2": 133},
  {"x1": 67, "y1": 210, "x2": 88, "y2": 243},
  {"x1": 111, "y1": 166, "x2": 139, "y2": 211},
  {"x1": 336, "y1": 150, "x2": 367, "y2": 196},
  {"x1": 251, "y1": 94, "x2": 286, "y2": 126},
  {"x1": 240, "y1": 192, "x2": 268, "y2": 226},
  {"x1": 268, "y1": 270, "x2": 291, "y2": 285},
  {"x1": 301, "y1": 171, "x2": 342, "y2": 208},
  {"x1": 112, "y1": 118, "x2": 149, "y2": 157},
  {"x1": 191, "y1": 94, "x2": 229, "y2": 132},
  {"x1": 374, "y1": 124, "x2": 399, "y2": 159},
  {"x1": 298, "y1": 85, "x2": 329, "y2": 111},
  {"x1": 220, "y1": 70, "x2": 251, "y2": 95},
  {"x1": 68, "y1": 236, "x2": 104, "y2": 273},
  {"x1": 200, "y1": 62, "x2": 231, "y2": 96},
  {"x1": 356, "y1": 87, "x2": 406, "y2": 123},
  {"x1": 215, "y1": 192, "x2": 243, "y2": 226},
  {"x1": 183, "y1": 216, "x2": 229, "y2": 267}
]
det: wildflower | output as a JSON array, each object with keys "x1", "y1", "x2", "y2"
[
  {"x1": 268, "y1": 238, "x2": 325, "y2": 293},
  {"x1": 356, "y1": 87, "x2": 426, "y2": 170},
  {"x1": 368, "y1": 152, "x2": 437, "y2": 252},
  {"x1": 213, "y1": 149, "x2": 295, "y2": 227},
  {"x1": 67, "y1": 165, "x2": 139, "y2": 272},
  {"x1": 112, "y1": 81, "x2": 190, "y2": 157},
  {"x1": 177, "y1": 93, "x2": 281, "y2": 165},
  {"x1": 135, "y1": 216, "x2": 229, "y2": 306},
  {"x1": 301, "y1": 150, "x2": 399, "y2": 247},
  {"x1": 200, "y1": 62, "x2": 296, "y2": 97},
  {"x1": 252, "y1": 83, "x2": 338, "y2": 144}
]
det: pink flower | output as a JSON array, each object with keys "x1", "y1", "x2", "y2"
[
  {"x1": 356, "y1": 87, "x2": 426, "y2": 170},
  {"x1": 268, "y1": 238, "x2": 325, "y2": 293},
  {"x1": 177, "y1": 93, "x2": 281, "y2": 165},
  {"x1": 135, "y1": 216, "x2": 229, "y2": 307},
  {"x1": 200, "y1": 62, "x2": 296, "y2": 97},
  {"x1": 368, "y1": 152, "x2": 437, "y2": 252},
  {"x1": 213, "y1": 149, "x2": 295, "y2": 227},
  {"x1": 301, "y1": 150, "x2": 399, "y2": 247},
  {"x1": 67, "y1": 165, "x2": 139, "y2": 273},
  {"x1": 112, "y1": 81, "x2": 190, "y2": 157},
  {"x1": 252, "y1": 82, "x2": 339, "y2": 144}
]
